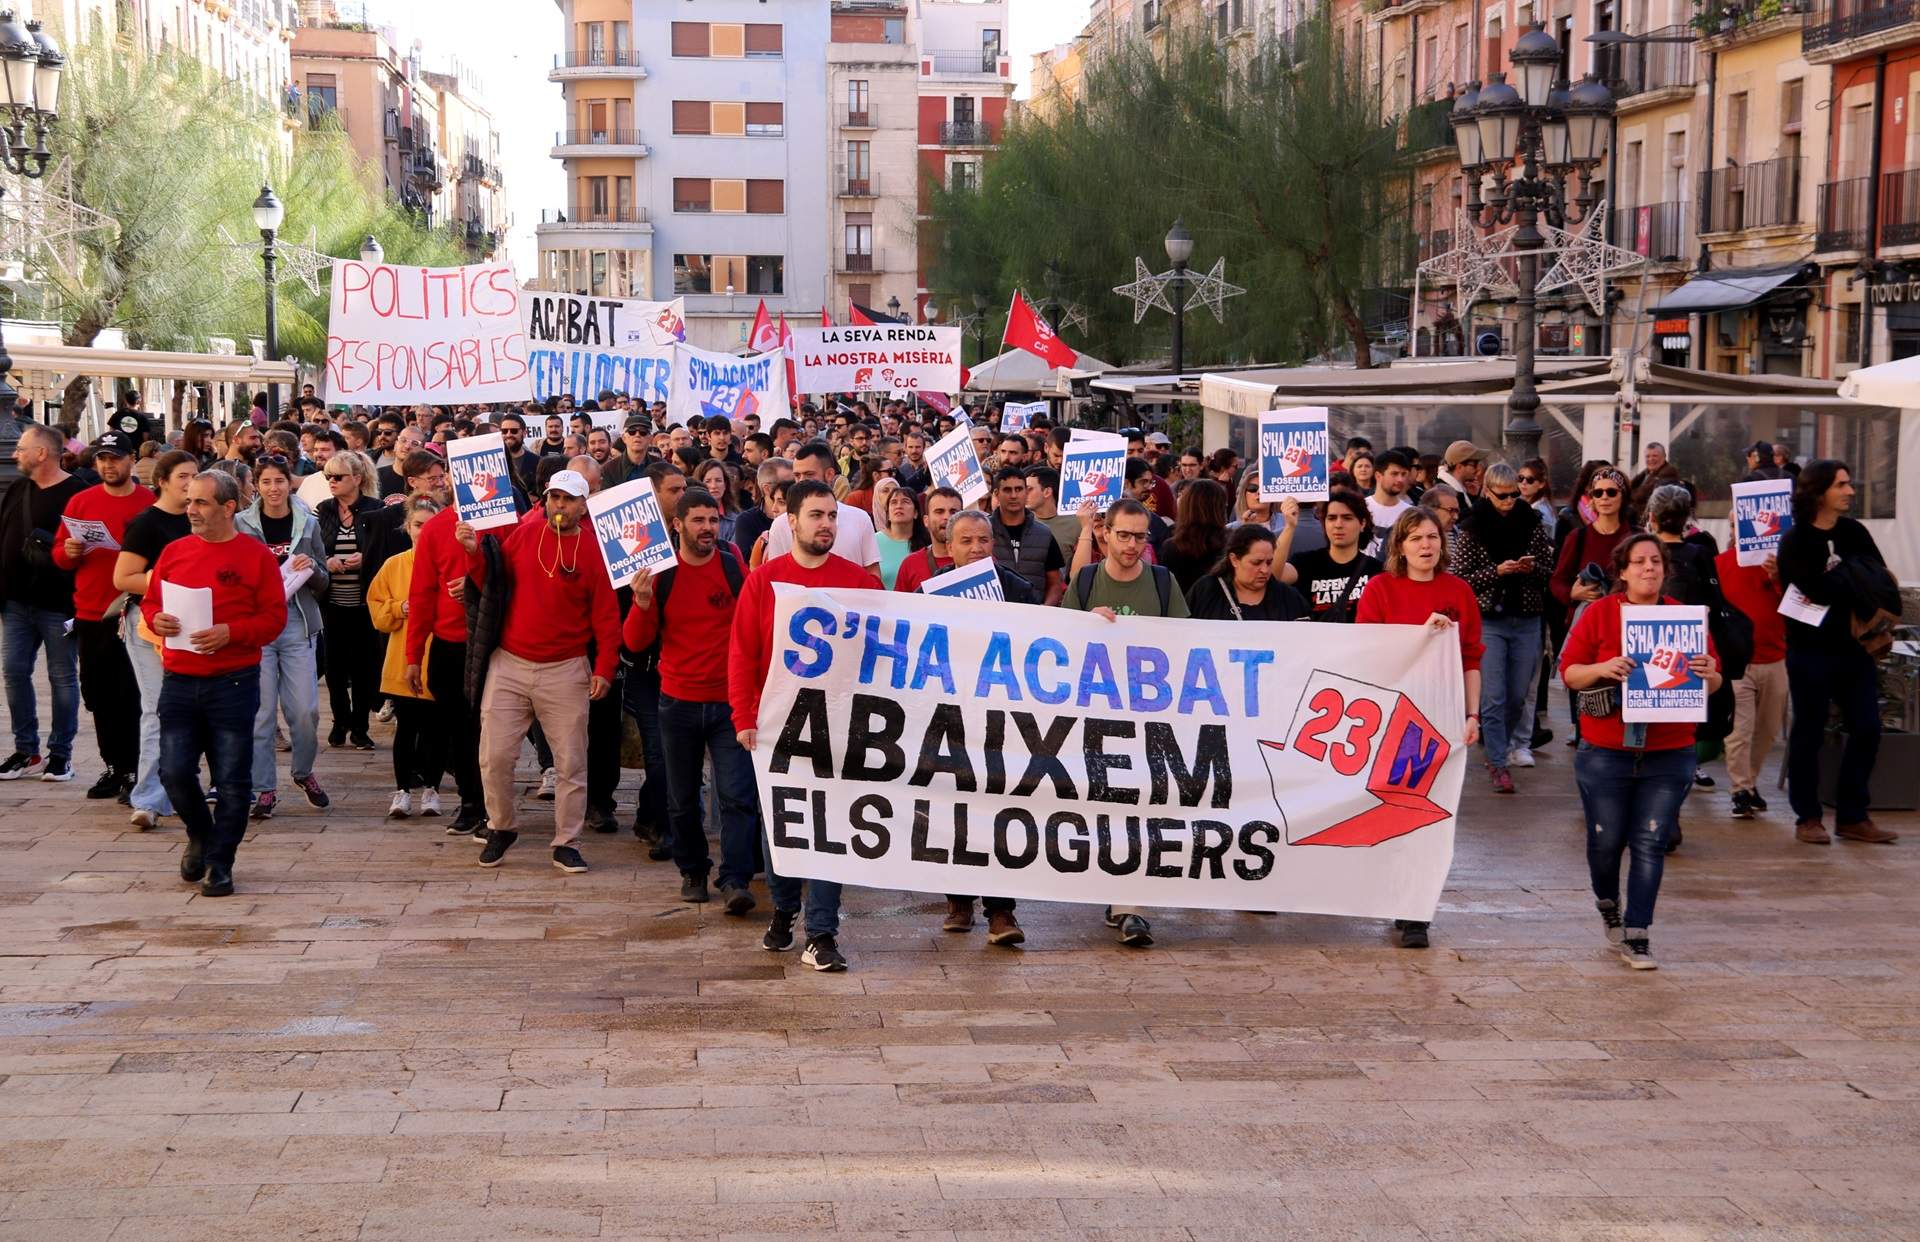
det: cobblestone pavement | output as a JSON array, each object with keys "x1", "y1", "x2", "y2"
[{"x1": 0, "y1": 702, "x2": 1917, "y2": 1241}]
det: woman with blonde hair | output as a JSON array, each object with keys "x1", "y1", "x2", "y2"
[{"x1": 314, "y1": 450, "x2": 384, "y2": 750}]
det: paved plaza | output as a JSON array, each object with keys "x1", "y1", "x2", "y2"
[{"x1": 0, "y1": 706, "x2": 1917, "y2": 1241}]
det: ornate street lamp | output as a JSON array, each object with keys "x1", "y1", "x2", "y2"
[
  {"x1": 1164, "y1": 220, "x2": 1194, "y2": 374},
  {"x1": 1452, "y1": 24, "x2": 1614, "y2": 461},
  {"x1": 252, "y1": 183, "x2": 286, "y2": 417},
  {"x1": 886, "y1": 294, "x2": 901, "y2": 322},
  {"x1": 0, "y1": 10, "x2": 62, "y2": 484}
]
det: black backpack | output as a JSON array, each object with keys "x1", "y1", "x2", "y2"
[
  {"x1": 1073, "y1": 562, "x2": 1172, "y2": 616},
  {"x1": 626, "y1": 542, "x2": 746, "y2": 678}
]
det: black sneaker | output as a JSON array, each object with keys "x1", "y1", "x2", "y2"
[
  {"x1": 680, "y1": 874, "x2": 710, "y2": 903},
  {"x1": 115, "y1": 772, "x2": 135, "y2": 805},
  {"x1": 179, "y1": 839, "x2": 206, "y2": 884},
  {"x1": 719, "y1": 883, "x2": 756, "y2": 917},
  {"x1": 647, "y1": 842, "x2": 673, "y2": 862},
  {"x1": 1665, "y1": 824, "x2": 1683, "y2": 854},
  {"x1": 585, "y1": 804, "x2": 616, "y2": 834},
  {"x1": 1750, "y1": 789, "x2": 1769, "y2": 812},
  {"x1": 1393, "y1": 919, "x2": 1430, "y2": 949},
  {"x1": 328, "y1": 725, "x2": 347, "y2": 748},
  {"x1": 1596, "y1": 898, "x2": 1624, "y2": 944},
  {"x1": 38, "y1": 757, "x2": 72, "y2": 783},
  {"x1": 762, "y1": 909, "x2": 797, "y2": 952},
  {"x1": 1730, "y1": 789, "x2": 1757, "y2": 820},
  {"x1": 1530, "y1": 724, "x2": 1554, "y2": 748},
  {"x1": 85, "y1": 768, "x2": 124, "y2": 799},
  {"x1": 0, "y1": 751, "x2": 43, "y2": 779},
  {"x1": 451, "y1": 804, "x2": 485, "y2": 833},
  {"x1": 552, "y1": 846, "x2": 589, "y2": 874},
  {"x1": 800, "y1": 934, "x2": 847, "y2": 972},
  {"x1": 200, "y1": 864, "x2": 234, "y2": 898},
  {"x1": 1117, "y1": 915, "x2": 1153, "y2": 948},
  {"x1": 1693, "y1": 769, "x2": 1715, "y2": 789},
  {"x1": 294, "y1": 774, "x2": 330, "y2": 809},
  {"x1": 1620, "y1": 938, "x2": 1658, "y2": 970},
  {"x1": 250, "y1": 791, "x2": 277, "y2": 821},
  {"x1": 1102, "y1": 906, "x2": 1123, "y2": 928},
  {"x1": 478, "y1": 829, "x2": 518, "y2": 867},
  {"x1": 349, "y1": 732, "x2": 376, "y2": 752}
]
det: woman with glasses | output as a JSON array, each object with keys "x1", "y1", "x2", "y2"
[
  {"x1": 1518, "y1": 457, "x2": 1554, "y2": 525},
  {"x1": 1551, "y1": 467, "x2": 1633, "y2": 611},
  {"x1": 234, "y1": 454, "x2": 331, "y2": 819},
  {"x1": 1453, "y1": 463, "x2": 1555, "y2": 793},
  {"x1": 314, "y1": 451, "x2": 383, "y2": 751},
  {"x1": 111, "y1": 450, "x2": 197, "y2": 830},
  {"x1": 1561, "y1": 534, "x2": 1722, "y2": 969},
  {"x1": 1176, "y1": 448, "x2": 1205, "y2": 482}
]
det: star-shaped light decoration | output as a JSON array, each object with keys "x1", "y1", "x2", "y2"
[
  {"x1": 1534, "y1": 202, "x2": 1645, "y2": 316},
  {"x1": 0, "y1": 160, "x2": 117, "y2": 285},
  {"x1": 1182, "y1": 256, "x2": 1246, "y2": 323},
  {"x1": 1057, "y1": 300, "x2": 1090, "y2": 334},
  {"x1": 1113, "y1": 256, "x2": 1175, "y2": 324},
  {"x1": 215, "y1": 223, "x2": 333, "y2": 298},
  {"x1": 1417, "y1": 208, "x2": 1518, "y2": 316}
]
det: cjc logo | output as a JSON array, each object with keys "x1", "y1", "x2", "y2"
[{"x1": 1262, "y1": 670, "x2": 1452, "y2": 847}]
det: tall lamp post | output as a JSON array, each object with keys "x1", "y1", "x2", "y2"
[
  {"x1": 0, "y1": 11, "x2": 62, "y2": 488},
  {"x1": 1041, "y1": 258, "x2": 1065, "y2": 333},
  {"x1": 1164, "y1": 220, "x2": 1194, "y2": 374},
  {"x1": 1450, "y1": 25, "x2": 1613, "y2": 462},
  {"x1": 252, "y1": 183, "x2": 285, "y2": 417}
]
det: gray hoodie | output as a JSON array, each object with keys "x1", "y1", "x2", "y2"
[{"x1": 235, "y1": 495, "x2": 331, "y2": 642}]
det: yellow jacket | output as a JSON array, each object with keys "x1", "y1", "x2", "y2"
[{"x1": 368, "y1": 549, "x2": 431, "y2": 700}]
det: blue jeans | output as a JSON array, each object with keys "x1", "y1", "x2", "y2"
[
  {"x1": 658, "y1": 694, "x2": 761, "y2": 889},
  {"x1": 158, "y1": 667, "x2": 261, "y2": 870},
  {"x1": 3, "y1": 600, "x2": 79, "y2": 762},
  {"x1": 1786, "y1": 643, "x2": 1881, "y2": 826},
  {"x1": 121, "y1": 610, "x2": 173, "y2": 816},
  {"x1": 765, "y1": 859, "x2": 843, "y2": 940},
  {"x1": 252, "y1": 627, "x2": 320, "y2": 795},
  {"x1": 1573, "y1": 743, "x2": 1694, "y2": 932},
  {"x1": 1479, "y1": 613, "x2": 1543, "y2": 767}
]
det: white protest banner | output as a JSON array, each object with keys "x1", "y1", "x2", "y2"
[
  {"x1": 519, "y1": 289, "x2": 685, "y2": 406},
  {"x1": 1258, "y1": 406, "x2": 1330, "y2": 502},
  {"x1": 324, "y1": 260, "x2": 532, "y2": 405},
  {"x1": 1730, "y1": 478, "x2": 1793, "y2": 566},
  {"x1": 667, "y1": 343, "x2": 789, "y2": 428},
  {"x1": 446, "y1": 432, "x2": 519, "y2": 532},
  {"x1": 1059, "y1": 429, "x2": 1126, "y2": 514},
  {"x1": 1621, "y1": 604, "x2": 1709, "y2": 722},
  {"x1": 62, "y1": 517, "x2": 118, "y2": 553},
  {"x1": 788, "y1": 324, "x2": 963, "y2": 395},
  {"x1": 1000, "y1": 400, "x2": 1047, "y2": 433},
  {"x1": 920, "y1": 559, "x2": 1004, "y2": 601},
  {"x1": 588, "y1": 476, "x2": 676, "y2": 588},
  {"x1": 926, "y1": 423, "x2": 988, "y2": 504},
  {"x1": 588, "y1": 409, "x2": 625, "y2": 440},
  {"x1": 750, "y1": 586, "x2": 1468, "y2": 919}
]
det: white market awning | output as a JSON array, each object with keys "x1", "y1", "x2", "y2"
[
  {"x1": 6, "y1": 341, "x2": 297, "y2": 384},
  {"x1": 1838, "y1": 352, "x2": 1920, "y2": 407}
]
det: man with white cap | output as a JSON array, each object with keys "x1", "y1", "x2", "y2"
[{"x1": 454, "y1": 468, "x2": 620, "y2": 874}]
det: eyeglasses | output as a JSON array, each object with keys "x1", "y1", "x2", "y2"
[
  {"x1": 1433, "y1": 503, "x2": 1460, "y2": 515},
  {"x1": 1588, "y1": 487, "x2": 1622, "y2": 498}
]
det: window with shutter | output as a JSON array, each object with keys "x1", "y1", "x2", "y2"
[
  {"x1": 674, "y1": 178, "x2": 713, "y2": 212},
  {"x1": 670, "y1": 22, "x2": 708, "y2": 57},
  {"x1": 745, "y1": 24, "x2": 783, "y2": 57},
  {"x1": 712, "y1": 179, "x2": 748, "y2": 213},
  {"x1": 745, "y1": 180, "x2": 784, "y2": 214},
  {"x1": 745, "y1": 102, "x2": 783, "y2": 136},
  {"x1": 672, "y1": 100, "x2": 710, "y2": 135},
  {"x1": 710, "y1": 23, "x2": 746, "y2": 58}
]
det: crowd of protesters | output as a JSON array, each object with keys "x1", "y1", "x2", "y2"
[{"x1": 0, "y1": 384, "x2": 1904, "y2": 976}]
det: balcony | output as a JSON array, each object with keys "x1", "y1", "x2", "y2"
[
  {"x1": 1880, "y1": 168, "x2": 1920, "y2": 246},
  {"x1": 939, "y1": 120, "x2": 996, "y2": 146},
  {"x1": 549, "y1": 48, "x2": 647, "y2": 81},
  {"x1": 552, "y1": 129, "x2": 650, "y2": 158},
  {"x1": 1369, "y1": 0, "x2": 1447, "y2": 18},
  {"x1": 1602, "y1": 26, "x2": 1696, "y2": 105},
  {"x1": 837, "y1": 248, "x2": 892, "y2": 274},
  {"x1": 382, "y1": 107, "x2": 400, "y2": 143},
  {"x1": 1700, "y1": 157, "x2": 1804, "y2": 234},
  {"x1": 461, "y1": 153, "x2": 486, "y2": 180},
  {"x1": 843, "y1": 108, "x2": 877, "y2": 129},
  {"x1": 1696, "y1": 0, "x2": 1813, "y2": 50},
  {"x1": 921, "y1": 48, "x2": 1009, "y2": 79},
  {"x1": 1398, "y1": 97, "x2": 1455, "y2": 160},
  {"x1": 1621, "y1": 200, "x2": 1695, "y2": 263},
  {"x1": 407, "y1": 152, "x2": 442, "y2": 193},
  {"x1": 838, "y1": 169, "x2": 879, "y2": 197},
  {"x1": 535, "y1": 207, "x2": 653, "y2": 241},
  {"x1": 1816, "y1": 176, "x2": 1872, "y2": 251},
  {"x1": 1803, "y1": 0, "x2": 1916, "y2": 55}
]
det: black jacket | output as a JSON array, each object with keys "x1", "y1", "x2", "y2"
[
  {"x1": 463, "y1": 534, "x2": 511, "y2": 705},
  {"x1": 1778, "y1": 517, "x2": 1899, "y2": 652},
  {"x1": 312, "y1": 494, "x2": 384, "y2": 559},
  {"x1": 0, "y1": 472, "x2": 87, "y2": 614}
]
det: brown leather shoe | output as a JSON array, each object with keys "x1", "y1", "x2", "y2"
[
  {"x1": 942, "y1": 898, "x2": 974, "y2": 932},
  {"x1": 1837, "y1": 817, "x2": 1899, "y2": 844},
  {"x1": 1795, "y1": 819, "x2": 1831, "y2": 845},
  {"x1": 985, "y1": 909, "x2": 1025, "y2": 946}
]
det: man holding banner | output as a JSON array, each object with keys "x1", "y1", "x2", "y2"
[{"x1": 455, "y1": 470, "x2": 620, "y2": 875}]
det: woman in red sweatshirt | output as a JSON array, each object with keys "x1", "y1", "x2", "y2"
[{"x1": 1356, "y1": 505, "x2": 1484, "y2": 951}]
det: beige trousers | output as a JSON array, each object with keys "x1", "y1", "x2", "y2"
[
  {"x1": 1725, "y1": 659, "x2": 1788, "y2": 793},
  {"x1": 479, "y1": 649, "x2": 588, "y2": 846}
]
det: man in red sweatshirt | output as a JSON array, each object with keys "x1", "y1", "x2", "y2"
[
  {"x1": 141, "y1": 472, "x2": 287, "y2": 897},
  {"x1": 53, "y1": 432, "x2": 152, "y2": 801},
  {"x1": 729, "y1": 478, "x2": 881, "y2": 972},
  {"x1": 624, "y1": 487, "x2": 756, "y2": 912},
  {"x1": 456, "y1": 469, "x2": 620, "y2": 874},
  {"x1": 405, "y1": 500, "x2": 488, "y2": 835}
]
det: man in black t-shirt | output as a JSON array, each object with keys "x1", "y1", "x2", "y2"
[
  {"x1": 1280, "y1": 489, "x2": 1380, "y2": 623},
  {"x1": 0, "y1": 425, "x2": 88, "y2": 781}
]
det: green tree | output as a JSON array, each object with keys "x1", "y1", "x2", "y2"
[{"x1": 926, "y1": 18, "x2": 1404, "y2": 368}]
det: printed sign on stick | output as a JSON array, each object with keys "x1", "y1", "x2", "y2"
[
  {"x1": 1730, "y1": 477, "x2": 1793, "y2": 566},
  {"x1": 927, "y1": 423, "x2": 989, "y2": 504},
  {"x1": 1058, "y1": 429, "x2": 1126, "y2": 514},
  {"x1": 446, "y1": 432, "x2": 519, "y2": 532},
  {"x1": 588, "y1": 476, "x2": 677, "y2": 588},
  {"x1": 1621, "y1": 604, "x2": 1709, "y2": 722},
  {"x1": 1258, "y1": 406, "x2": 1330, "y2": 502}
]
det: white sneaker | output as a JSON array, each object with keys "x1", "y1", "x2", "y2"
[
  {"x1": 129, "y1": 808, "x2": 158, "y2": 831},
  {"x1": 375, "y1": 701, "x2": 396, "y2": 724},
  {"x1": 387, "y1": 789, "x2": 412, "y2": 819},
  {"x1": 536, "y1": 768, "x2": 557, "y2": 801},
  {"x1": 416, "y1": 788, "x2": 441, "y2": 817},
  {"x1": 1508, "y1": 746, "x2": 1536, "y2": 768}
]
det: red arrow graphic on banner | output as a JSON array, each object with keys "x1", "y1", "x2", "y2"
[{"x1": 1264, "y1": 678, "x2": 1452, "y2": 848}]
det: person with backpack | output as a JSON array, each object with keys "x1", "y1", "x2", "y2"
[
  {"x1": 624, "y1": 487, "x2": 758, "y2": 913},
  {"x1": 1062, "y1": 497, "x2": 1183, "y2": 949}
]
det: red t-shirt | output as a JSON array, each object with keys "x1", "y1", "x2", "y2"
[
  {"x1": 623, "y1": 553, "x2": 736, "y2": 703},
  {"x1": 891, "y1": 546, "x2": 954, "y2": 594},
  {"x1": 468, "y1": 519, "x2": 621, "y2": 680},
  {"x1": 1714, "y1": 549, "x2": 1786, "y2": 665},
  {"x1": 1354, "y1": 571, "x2": 1485, "y2": 671},
  {"x1": 1559, "y1": 591, "x2": 1717, "y2": 753},
  {"x1": 138, "y1": 534, "x2": 287, "y2": 676},
  {"x1": 54, "y1": 484, "x2": 154, "y2": 621},
  {"x1": 728, "y1": 553, "x2": 882, "y2": 734}
]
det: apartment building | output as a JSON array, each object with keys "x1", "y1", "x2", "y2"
[
  {"x1": 539, "y1": 0, "x2": 829, "y2": 351},
  {"x1": 829, "y1": 2, "x2": 920, "y2": 318},
  {"x1": 45, "y1": 0, "x2": 299, "y2": 111},
  {"x1": 914, "y1": 0, "x2": 1012, "y2": 320}
]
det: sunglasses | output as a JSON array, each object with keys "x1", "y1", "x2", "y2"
[
  {"x1": 1488, "y1": 488, "x2": 1520, "y2": 500},
  {"x1": 1588, "y1": 487, "x2": 1621, "y2": 498},
  {"x1": 1517, "y1": 474, "x2": 1540, "y2": 484},
  {"x1": 255, "y1": 454, "x2": 291, "y2": 469},
  {"x1": 325, "y1": 470, "x2": 353, "y2": 480}
]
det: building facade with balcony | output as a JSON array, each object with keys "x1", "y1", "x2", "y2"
[
  {"x1": 420, "y1": 69, "x2": 509, "y2": 262},
  {"x1": 830, "y1": 3, "x2": 921, "y2": 320},
  {"x1": 914, "y1": 0, "x2": 1013, "y2": 320}
]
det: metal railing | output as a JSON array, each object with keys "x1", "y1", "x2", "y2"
[
  {"x1": 1622, "y1": 200, "x2": 1695, "y2": 261},
  {"x1": 1816, "y1": 176, "x2": 1872, "y2": 250},
  {"x1": 556, "y1": 129, "x2": 644, "y2": 146},
  {"x1": 1804, "y1": 0, "x2": 1914, "y2": 49},
  {"x1": 462, "y1": 153, "x2": 486, "y2": 179},
  {"x1": 554, "y1": 48, "x2": 644, "y2": 68},
  {"x1": 939, "y1": 120, "x2": 994, "y2": 145},
  {"x1": 843, "y1": 108, "x2": 875, "y2": 128},
  {"x1": 1699, "y1": 156, "x2": 1804, "y2": 232},
  {"x1": 538, "y1": 207, "x2": 649, "y2": 226},
  {"x1": 1603, "y1": 25, "x2": 1695, "y2": 99},
  {"x1": 1881, "y1": 167, "x2": 1920, "y2": 245},
  {"x1": 1399, "y1": 97, "x2": 1454, "y2": 155},
  {"x1": 924, "y1": 48, "x2": 1002, "y2": 74}
]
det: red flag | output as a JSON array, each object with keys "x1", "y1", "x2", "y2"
[
  {"x1": 820, "y1": 307, "x2": 832, "y2": 328},
  {"x1": 848, "y1": 302, "x2": 875, "y2": 326},
  {"x1": 748, "y1": 299, "x2": 779, "y2": 353},
  {"x1": 1003, "y1": 290, "x2": 1078, "y2": 370}
]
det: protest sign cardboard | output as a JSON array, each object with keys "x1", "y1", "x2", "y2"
[
  {"x1": 926, "y1": 423, "x2": 988, "y2": 504},
  {"x1": 1258, "y1": 406, "x2": 1330, "y2": 502},
  {"x1": 919, "y1": 558, "x2": 1004, "y2": 601},
  {"x1": 1000, "y1": 400, "x2": 1046, "y2": 433},
  {"x1": 519, "y1": 289, "x2": 684, "y2": 406},
  {"x1": 1730, "y1": 477, "x2": 1793, "y2": 566},
  {"x1": 62, "y1": 517, "x2": 118, "y2": 553},
  {"x1": 750, "y1": 585, "x2": 1467, "y2": 918},
  {"x1": 587, "y1": 476, "x2": 677, "y2": 588},
  {"x1": 667, "y1": 343, "x2": 789, "y2": 428},
  {"x1": 788, "y1": 324, "x2": 962, "y2": 395},
  {"x1": 446, "y1": 432, "x2": 519, "y2": 532},
  {"x1": 1058, "y1": 429, "x2": 1126, "y2": 514},
  {"x1": 1621, "y1": 604, "x2": 1709, "y2": 722},
  {"x1": 323, "y1": 260, "x2": 532, "y2": 404}
]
